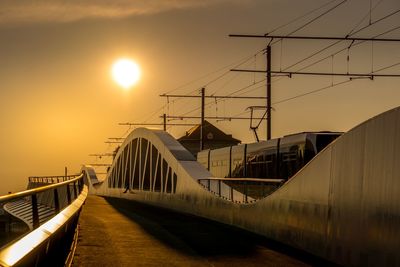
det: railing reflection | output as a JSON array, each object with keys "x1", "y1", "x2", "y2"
[
  {"x1": 0, "y1": 173, "x2": 87, "y2": 266},
  {"x1": 198, "y1": 178, "x2": 284, "y2": 203},
  {"x1": 0, "y1": 174, "x2": 84, "y2": 231}
]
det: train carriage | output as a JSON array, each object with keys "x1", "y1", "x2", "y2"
[{"x1": 197, "y1": 132, "x2": 342, "y2": 181}]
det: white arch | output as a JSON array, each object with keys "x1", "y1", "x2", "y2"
[{"x1": 83, "y1": 107, "x2": 400, "y2": 266}]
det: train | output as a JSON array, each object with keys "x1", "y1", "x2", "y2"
[{"x1": 197, "y1": 132, "x2": 342, "y2": 180}]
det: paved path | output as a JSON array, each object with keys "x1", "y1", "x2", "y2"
[{"x1": 72, "y1": 195, "x2": 333, "y2": 267}]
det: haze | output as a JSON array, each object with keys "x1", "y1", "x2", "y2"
[{"x1": 0, "y1": 0, "x2": 399, "y2": 194}]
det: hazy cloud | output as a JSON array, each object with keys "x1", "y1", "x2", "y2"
[{"x1": 0, "y1": 0, "x2": 250, "y2": 24}]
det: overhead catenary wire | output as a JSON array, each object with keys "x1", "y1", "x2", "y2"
[
  {"x1": 162, "y1": 0, "x2": 352, "y2": 125},
  {"x1": 253, "y1": 7, "x2": 400, "y2": 80},
  {"x1": 349, "y1": 8, "x2": 400, "y2": 37},
  {"x1": 154, "y1": 0, "x2": 400, "y2": 135},
  {"x1": 347, "y1": 0, "x2": 384, "y2": 36},
  {"x1": 285, "y1": 0, "x2": 348, "y2": 36},
  {"x1": 292, "y1": 26, "x2": 400, "y2": 73},
  {"x1": 160, "y1": 1, "x2": 350, "y2": 122},
  {"x1": 265, "y1": 0, "x2": 340, "y2": 35}
]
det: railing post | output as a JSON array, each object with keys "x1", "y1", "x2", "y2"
[
  {"x1": 66, "y1": 184, "x2": 71, "y2": 205},
  {"x1": 80, "y1": 177, "x2": 83, "y2": 191},
  {"x1": 54, "y1": 189, "x2": 60, "y2": 213},
  {"x1": 218, "y1": 180, "x2": 221, "y2": 197},
  {"x1": 244, "y1": 181, "x2": 248, "y2": 203},
  {"x1": 207, "y1": 179, "x2": 211, "y2": 191},
  {"x1": 230, "y1": 186, "x2": 233, "y2": 202},
  {"x1": 31, "y1": 194, "x2": 40, "y2": 229},
  {"x1": 73, "y1": 181, "x2": 78, "y2": 199}
]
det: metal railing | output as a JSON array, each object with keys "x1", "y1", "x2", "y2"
[
  {"x1": 28, "y1": 174, "x2": 81, "y2": 184},
  {"x1": 198, "y1": 177, "x2": 284, "y2": 203},
  {"x1": 0, "y1": 173, "x2": 87, "y2": 267},
  {"x1": 0, "y1": 173, "x2": 84, "y2": 229}
]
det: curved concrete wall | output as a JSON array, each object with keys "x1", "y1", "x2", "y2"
[{"x1": 84, "y1": 106, "x2": 400, "y2": 267}]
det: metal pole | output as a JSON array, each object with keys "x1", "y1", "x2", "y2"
[
  {"x1": 66, "y1": 184, "x2": 71, "y2": 205},
  {"x1": 266, "y1": 45, "x2": 272, "y2": 140},
  {"x1": 163, "y1": 113, "x2": 166, "y2": 131},
  {"x1": 65, "y1": 167, "x2": 67, "y2": 182},
  {"x1": 54, "y1": 189, "x2": 60, "y2": 213},
  {"x1": 31, "y1": 195, "x2": 39, "y2": 229},
  {"x1": 200, "y1": 87, "x2": 205, "y2": 151}
]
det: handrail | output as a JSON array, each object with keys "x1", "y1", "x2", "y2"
[
  {"x1": 29, "y1": 174, "x2": 80, "y2": 179},
  {"x1": 198, "y1": 177, "x2": 285, "y2": 183},
  {"x1": 0, "y1": 173, "x2": 85, "y2": 230},
  {"x1": 198, "y1": 177, "x2": 285, "y2": 203},
  {"x1": 28, "y1": 174, "x2": 80, "y2": 183},
  {"x1": 0, "y1": 185, "x2": 88, "y2": 267},
  {"x1": 0, "y1": 173, "x2": 84, "y2": 204}
]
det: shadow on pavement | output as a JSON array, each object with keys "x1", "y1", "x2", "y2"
[{"x1": 104, "y1": 197, "x2": 339, "y2": 266}]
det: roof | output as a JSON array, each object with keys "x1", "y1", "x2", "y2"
[{"x1": 178, "y1": 120, "x2": 241, "y2": 143}]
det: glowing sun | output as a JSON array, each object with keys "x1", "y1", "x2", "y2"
[{"x1": 111, "y1": 58, "x2": 141, "y2": 89}]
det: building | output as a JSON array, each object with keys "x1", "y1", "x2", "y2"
[{"x1": 177, "y1": 120, "x2": 241, "y2": 157}]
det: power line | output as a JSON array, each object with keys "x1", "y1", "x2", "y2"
[
  {"x1": 292, "y1": 26, "x2": 400, "y2": 73},
  {"x1": 119, "y1": 122, "x2": 197, "y2": 126},
  {"x1": 229, "y1": 34, "x2": 400, "y2": 42},
  {"x1": 160, "y1": 94, "x2": 267, "y2": 99},
  {"x1": 162, "y1": 115, "x2": 266, "y2": 121},
  {"x1": 231, "y1": 69, "x2": 400, "y2": 78},
  {"x1": 273, "y1": 79, "x2": 353, "y2": 106},
  {"x1": 349, "y1": 8, "x2": 400, "y2": 37},
  {"x1": 373, "y1": 61, "x2": 400, "y2": 73},
  {"x1": 266, "y1": 0, "x2": 339, "y2": 35},
  {"x1": 286, "y1": 0, "x2": 348, "y2": 35},
  {"x1": 162, "y1": 48, "x2": 265, "y2": 95},
  {"x1": 347, "y1": 0, "x2": 384, "y2": 36}
]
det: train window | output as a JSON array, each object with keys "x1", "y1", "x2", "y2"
[
  {"x1": 231, "y1": 159, "x2": 244, "y2": 177},
  {"x1": 316, "y1": 134, "x2": 340, "y2": 152},
  {"x1": 305, "y1": 139, "x2": 316, "y2": 162}
]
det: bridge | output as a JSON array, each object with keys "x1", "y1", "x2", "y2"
[{"x1": 0, "y1": 106, "x2": 399, "y2": 266}]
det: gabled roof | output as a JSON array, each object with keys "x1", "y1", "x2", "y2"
[{"x1": 178, "y1": 120, "x2": 241, "y2": 143}]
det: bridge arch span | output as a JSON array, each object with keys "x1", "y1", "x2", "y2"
[{"x1": 83, "y1": 106, "x2": 400, "y2": 267}]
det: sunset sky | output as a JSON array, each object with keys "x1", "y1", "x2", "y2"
[{"x1": 0, "y1": 0, "x2": 399, "y2": 194}]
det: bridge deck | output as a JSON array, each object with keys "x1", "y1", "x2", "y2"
[{"x1": 72, "y1": 195, "x2": 331, "y2": 267}]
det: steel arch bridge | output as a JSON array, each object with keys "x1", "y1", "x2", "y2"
[{"x1": 83, "y1": 106, "x2": 400, "y2": 267}]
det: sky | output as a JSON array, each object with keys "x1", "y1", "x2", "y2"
[{"x1": 0, "y1": 0, "x2": 399, "y2": 194}]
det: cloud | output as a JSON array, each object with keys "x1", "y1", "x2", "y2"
[{"x1": 0, "y1": 0, "x2": 249, "y2": 25}]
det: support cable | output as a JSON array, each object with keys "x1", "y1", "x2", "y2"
[
  {"x1": 273, "y1": 79, "x2": 353, "y2": 106},
  {"x1": 295, "y1": 26, "x2": 400, "y2": 73},
  {"x1": 349, "y1": 8, "x2": 400, "y2": 37},
  {"x1": 259, "y1": 7, "x2": 400, "y2": 77},
  {"x1": 347, "y1": 0, "x2": 383, "y2": 36},
  {"x1": 265, "y1": 0, "x2": 339, "y2": 35},
  {"x1": 286, "y1": 0, "x2": 347, "y2": 36},
  {"x1": 372, "y1": 61, "x2": 400, "y2": 73}
]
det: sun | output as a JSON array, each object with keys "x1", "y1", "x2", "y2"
[{"x1": 111, "y1": 58, "x2": 141, "y2": 89}]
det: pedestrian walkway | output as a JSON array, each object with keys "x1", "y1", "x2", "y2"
[{"x1": 72, "y1": 195, "x2": 328, "y2": 267}]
